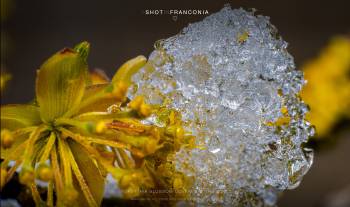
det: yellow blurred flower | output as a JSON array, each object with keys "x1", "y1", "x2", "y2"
[
  {"x1": 300, "y1": 36, "x2": 350, "y2": 137},
  {"x1": 0, "y1": 69, "x2": 11, "y2": 92}
]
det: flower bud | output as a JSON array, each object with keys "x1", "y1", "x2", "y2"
[
  {"x1": 1, "y1": 129, "x2": 13, "y2": 149},
  {"x1": 143, "y1": 139, "x2": 158, "y2": 154},
  {"x1": 175, "y1": 127, "x2": 185, "y2": 141},
  {"x1": 36, "y1": 164, "x2": 53, "y2": 182},
  {"x1": 19, "y1": 167, "x2": 35, "y2": 186},
  {"x1": 128, "y1": 96, "x2": 152, "y2": 117},
  {"x1": 173, "y1": 177, "x2": 184, "y2": 190},
  {"x1": 119, "y1": 174, "x2": 133, "y2": 189},
  {"x1": 95, "y1": 121, "x2": 107, "y2": 134},
  {"x1": 123, "y1": 184, "x2": 140, "y2": 198},
  {"x1": 119, "y1": 171, "x2": 143, "y2": 190},
  {"x1": 63, "y1": 186, "x2": 79, "y2": 204}
]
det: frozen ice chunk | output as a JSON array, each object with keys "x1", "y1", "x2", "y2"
[{"x1": 130, "y1": 5, "x2": 314, "y2": 206}]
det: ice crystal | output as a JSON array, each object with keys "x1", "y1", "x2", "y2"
[{"x1": 130, "y1": 5, "x2": 314, "y2": 206}]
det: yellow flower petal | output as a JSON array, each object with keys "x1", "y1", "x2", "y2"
[
  {"x1": 90, "y1": 69, "x2": 110, "y2": 85},
  {"x1": 76, "y1": 84, "x2": 119, "y2": 114},
  {"x1": 36, "y1": 47, "x2": 88, "y2": 122},
  {"x1": 68, "y1": 139, "x2": 105, "y2": 206},
  {"x1": 1, "y1": 104, "x2": 41, "y2": 130},
  {"x1": 112, "y1": 55, "x2": 147, "y2": 87}
]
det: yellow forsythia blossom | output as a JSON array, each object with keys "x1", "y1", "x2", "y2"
[{"x1": 300, "y1": 36, "x2": 350, "y2": 137}]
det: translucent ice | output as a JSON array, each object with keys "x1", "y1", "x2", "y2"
[{"x1": 130, "y1": 5, "x2": 314, "y2": 206}]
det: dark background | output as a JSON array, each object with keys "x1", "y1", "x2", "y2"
[{"x1": 1, "y1": 0, "x2": 350, "y2": 206}]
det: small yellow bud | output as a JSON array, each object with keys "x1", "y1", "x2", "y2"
[
  {"x1": 1, "y1": 168, "x2": 8, "y2": 189},
  {"x1": 173, "y1": 177, "x2": 184, "y2": 190},
  {"x1": 63, "y1": 186, "x2": 79, "y2": 204},
  {"x1": 175, "y1": 127, "x2": 185, "y2": 141},
  {"x1": 139, "y1": 103, "x2": 152, "y2": 117},
  {"x1": 119, "y1": 174, "x2": 133, "y2": 189},
  {"x1": 36, "y1": 164, "x2": 53, "y2": 182},
  {"x1": 95, "y1": 121, "x2": 106, "y2": 134},
  {"x1": 128, "y1": 96, "x2": 152, "y2": 117},
  {"x1": 281, "y1": 106, "x2": 288, "y2": 115},
  {"x1": 277, "y1": 88, "x2": 283, "y2": 96},
  {"x1": 123, "y1": 184, "x2": 140, "y2": 198},
  {"x1": 144, "y1": 139, "x2": 158, "y2": 154},
  {"x1": 166, "y1": 125, "x2": 184, "y2": 139},
  {"x1": 237, "y1": 31, "x2": 249, "y2": 43},
  {"x1": 119, "y1": 171, "x2": 143, "y2": 190},
  {"x1": 128, "y1": 96, "x2": 144, "y2": 110},
  {"x1": 131, "y1": 171, "x2": 143, "y2": 180},
  {"x1": 19, "y1": 168, "x2": 35, "y2": 186},
  {"x1": 1, "y1": 129, "x2": 14, "y2": 149}
]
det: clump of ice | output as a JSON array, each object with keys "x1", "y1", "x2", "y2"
[
  {"x1": 104, "y1": 174, "x2": 122, "y2": 198},
  {"x1": 130, "y1": 5, "x2": 314, "y2": 206}
]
